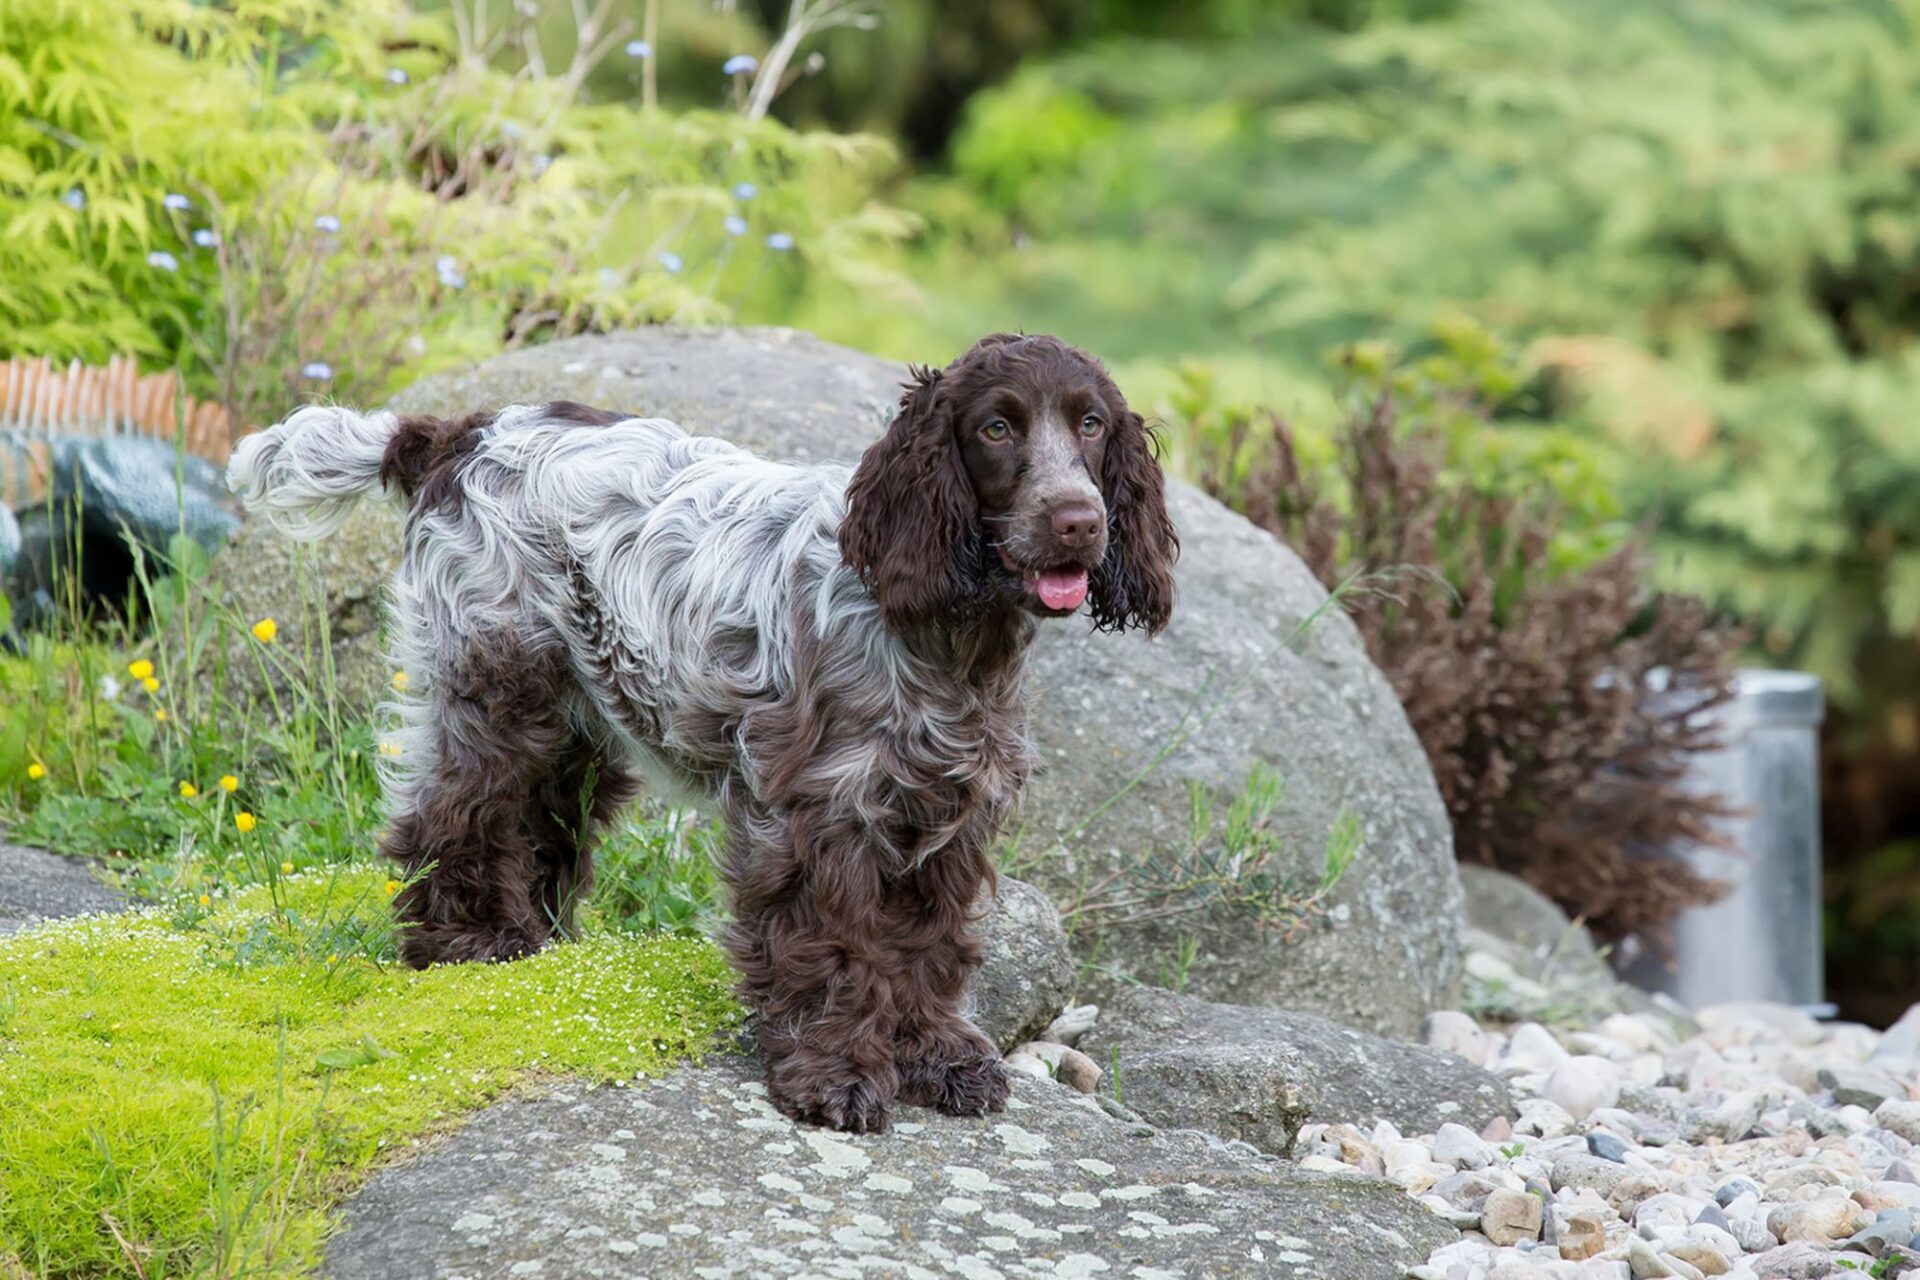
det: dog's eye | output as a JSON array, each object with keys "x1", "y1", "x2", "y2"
[
  {"x1": 1079, "y1": 415, "x2": 1104, "y2": 436},
  {"x1": 982, "y1": 419, "x2": 1011, "y2": 442}
]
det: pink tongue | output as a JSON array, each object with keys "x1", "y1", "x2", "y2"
[{"x1": 1033, "y1": 568, "x2": 1089, "y2": 611}]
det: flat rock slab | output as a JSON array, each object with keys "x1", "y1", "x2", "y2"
[
  {"x1": 0, "y1": 842, "x2": 121, "y2": 935},
  {"x1": 1082, "y1": 987, "x2": 1515, "y2": 1154},
  {"x1": 325, "y1": 1054, "x2": 1450, "y2": 1280}
]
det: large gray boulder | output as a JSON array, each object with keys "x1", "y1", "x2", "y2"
[
  {"x1": 324, "y1": 1053, "x2": 1452, "y2": 1280},
  {"x1": 209, "y1": 327, "x2": 1465, "y2": 1035},
  {"x1": 1081, "y1": 987, "x2": 1514, "y2": 1156}
]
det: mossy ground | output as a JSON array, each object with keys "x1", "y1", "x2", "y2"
[{"x1": 0, "y1": 870, "x2": 743, "y2": 1278}]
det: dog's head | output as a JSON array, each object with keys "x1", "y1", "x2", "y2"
[{"x1": 840, "y1": 333, "x2": 1178, "y2": 635}]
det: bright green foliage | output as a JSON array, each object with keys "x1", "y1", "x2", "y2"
[
  {"x1": 860, "y1": 0, "x2": 1920, "y2": 720},
  {"x1": 0, "y1": 877, "x2": 741, "y2": 1277},
  {"x1": 1, "y1": 0, "x2": 916, "y2": 423}
]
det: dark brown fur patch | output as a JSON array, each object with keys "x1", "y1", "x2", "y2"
[{"x1": 380, "y1": 411, "x2": 494, "y2": 511}]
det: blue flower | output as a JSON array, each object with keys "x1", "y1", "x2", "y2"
[
  {"x1": 625, "y1": 39, "x2": 652, "y2": 58},
  {"x1": 765, "y1": 232, "x2": 794, "y2": 252},
  {"x1": 531, "y1": 154, "x2": 553, "y2": 177},
  {"x1": 657, "y1": 251, "x2": 684, "y2": 274},
  {"x1": 301, "y1": 361, "x2": 334, "y2": 380},
  {"x1": 501, "y1": 120, "x2": 523, "y2": 140},
  {"x1": 732, "y1": 182, "x2": 757, "y2": 201},
  {"x1": 193, "y1": 229, "x2": 220, "y2": 248},
  {"x1": 163, "y1": 193, "x2": 191, "y2": 211},
  {"x1": 598, "y1": 267, "x2": 620, "y2": 289},
  {"x1": 723, "y1": 54, "x2": 759, "y2": 76},
  {"x1": 314, "y1": 214, "x2": 342, "y2": 234},
  {"x1": 723, "y1": 215, "x2": 748, "y2": 237},
  {"x1": 386, "y1": 68, "x2": 410, "y2": 85},
  {"x1": 61, "y1": 188, "x2": 86, "y2": 211},
  {"x1": 435, "y1": 255, "x2": 466, "y2": 289},
  {"x1": 147, "y1": 250, "x2": 180, "y2": 272}
]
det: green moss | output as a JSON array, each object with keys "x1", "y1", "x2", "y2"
[{"x1": 0, "y1": 869, "x2": 743, "y2": 1278}]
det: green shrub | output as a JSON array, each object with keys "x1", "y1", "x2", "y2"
[
  {"x1": 892, "y1": 0, "x2": 1920, "y2": 738},
  {"x1": 2, "y1": 0, "x2": 917, "y2": 426}
]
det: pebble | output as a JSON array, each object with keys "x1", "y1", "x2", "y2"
[
  {"x1": 1820, "y1": 1065, "x2": 1905, "y2": 1111},
  {"x1": 1426, "y1": 1009, "x2": 1493, "y2": 1067},
  {"x1": 1287, "y1": 992, "x2": 1920, "y2": 1280},
  {"x1": 1482, "y1": 1187, "x2": 1544, "y2": 1245},
  {"x1": 1587, "y1": 1131, "x2": 1631, "y2": 1164},
  {"x1": 1546, "y1": 1056, "x2": 1622, "y2": 1121},
  {"x1": 1559, "y1": 1210, "x2": 1607, "y2": 1260},
  {"x1": 1434, "y1": 1122, "x2": 1497, "y2": 1170},
  {"x1": 1765, "y1": 1197, "x2": 1863, "y2": 1243},
  {"x1": 1039, "y1": 1004, "x2": 1099, "y2": 1047}
]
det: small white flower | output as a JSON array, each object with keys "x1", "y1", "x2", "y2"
[
  {"x1": 501, "y1": 120, "x2": 523, "y2": 139},
  {"x1": 163, "y1": 193, "x2": 191, "y2": 211},
  {"x1": 386, "y1": 68, "x2": 409, "y2": 85},
  {"x1": 147, "y1": 250, "x2": 180, "y2": 271},
  {"x1": 764, "y1": 232, "x2": 794, "y2": 252},
  {"x1": 625, "y1": 39, "x2": 652, "y2": 58},
  {"x1": 192, "y1": 229, "x2": 220, "y2": 248},
  {"x1": 598, "y1": 267, "x2": 620, "y2": 288},
  {"x1": 723, "y1": 215, "x2": 747, "y2": 237},
  {"x1": 301, "y1": 361, "x2": 334, "y2": 380},
  {"x1": 722, "y1": 54, "x2": 758, "y2": 76},
  {"x1": 435, "y1": 255, "x2": 466, "y2": 289},
  {"x1": 99, "y1": 674, "x2": 122, "y2": 700},
  {"x1": 531, "y1": 154, "x2": 552, "y2": 177},
  {"x1": 61, "y1": 188, "x2": 86, "y2": 211},
  {"x1": 732, "y1": 182, "x2": 757, "y2": 201},
  {"x1": 314, "y1": 214, "x2": 341, "y2": 233},
  {"x1": 657, "y1": 251, "x2": 684, "y2": 274}
]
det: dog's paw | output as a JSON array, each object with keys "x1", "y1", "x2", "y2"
[
  {"x1": 901, "y1": 1048, "x2": 1010, "y2": 1117},
  {"x1": 400, "y1": 926, "x2": 544, "y2": 968},
  {"x1": 772, "y1": 1075, "x2": 894, "y2": 1134}
]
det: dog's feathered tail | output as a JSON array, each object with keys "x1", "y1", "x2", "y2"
[{"x1": 227, "y1": 405, "x2": 404, "y2": 541}]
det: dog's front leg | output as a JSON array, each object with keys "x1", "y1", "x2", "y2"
[
  {"x1": 888, "y1": 844, "x2": 1010, "y2": 1117},
  {"x1": 722, "y1": 804, "x2": 901, "y2": 1133}
]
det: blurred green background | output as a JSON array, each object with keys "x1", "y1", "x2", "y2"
[{"x1": 5, "y1": 0, "x2": 1919, "y2": 1020}]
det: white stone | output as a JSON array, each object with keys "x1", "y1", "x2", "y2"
[
  {"x1": 1508, "y1": 1022, "x2": 1574, "y2": 1072},
  {"x1": 1545, "y1": 1056, "x2": 1622, "y2": 1121},
  {"x1": 1425, "y1": 1010, "x2": 1493, "y2": 1067},
  {"x1": 1433, "y1": 1122, "x2": 1497, "y2": 1170}
]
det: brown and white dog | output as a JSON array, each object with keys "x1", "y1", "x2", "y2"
[{"x1": 228, "y1": 333, "x2": 1177, "y2": 1132}]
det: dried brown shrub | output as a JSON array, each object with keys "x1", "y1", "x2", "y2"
[{"x1": 1218, "y1": 395, "x2": 1743, "y2": 942}]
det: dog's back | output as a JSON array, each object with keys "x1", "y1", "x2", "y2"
[{"x1": 230, "y1": 401, "x2": 866, "y2": 801}]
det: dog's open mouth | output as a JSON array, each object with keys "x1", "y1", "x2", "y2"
[{"x1": 996, "y1": 546, "x2": 1090, "y2": 612}]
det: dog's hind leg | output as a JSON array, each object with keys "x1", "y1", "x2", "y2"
[{"x1": 381, "y1": 627, "x2": 579, "y2": 968}]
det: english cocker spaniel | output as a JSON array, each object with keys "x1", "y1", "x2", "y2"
[{"x1": 228, "y1": 333, "x2": 1178, "y2": 1132}]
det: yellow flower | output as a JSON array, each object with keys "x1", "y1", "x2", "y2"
[
  {"x1": 384, "y1": 879, "x2": 402, "y2": 896},
  {"x1": 377, "y1": 741, "x2": 403, "y2": 758},
  {"x1": 179, "y1": 781, "x2": 198, "y2": 798},
  {"x1": 142, "y1": 676, "x2": 160, "y2": 694},
  {"x1": 220, "y1": 775, "x2": 239, "y2": 793},
  {"x1": 280, "y1": 860, "x2": 294, "y2": 875},
  {"x1": 251, "y1": 617, "x2": 278, "y2": 643},
  {"x1": 128, "y1": 659, "x2": 154, "y2": 681},
  {"x1": 155, "y1": 709, "x2": 169, "y2": 723},
  {"x1": 197, "y1": 894, "x2": 211, "y2": 907},
  {"x1": 391, "y1": 670, "x2": 410, "y2": 692},
  {"x1": 235, "y1": 812, "x2": 257, "y2": 833},
  {"x1": 26, "y1": 762, "x2": 47, "y2": 781},
  {"x1": 326, "y1": 953, "x2": 339, "y2": 965}
]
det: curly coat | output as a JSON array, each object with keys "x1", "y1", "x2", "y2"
[{"x1": 227, "y1": 334, "x2": 1177, "y2": 1131}]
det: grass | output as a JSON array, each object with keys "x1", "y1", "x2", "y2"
[
  {"x1": 0, "y1": 503, "x2": 739, "y2": 1278},
  {"x1": 0, "y1": 871, "x2": 741, "y2": 1278}
]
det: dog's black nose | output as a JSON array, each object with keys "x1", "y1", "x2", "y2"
[{"x1": 1050, "y1": 503, "x2": 1103, "y2": 548}]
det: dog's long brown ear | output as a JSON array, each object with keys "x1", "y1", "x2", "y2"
[
  {"x1": 840, "y1": 367, "x2": 978, "y2": 632},
  {"x1": 1088, "y1": 410, "x2": 1178, "y2": 635}
]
